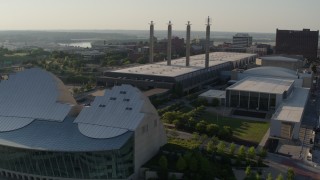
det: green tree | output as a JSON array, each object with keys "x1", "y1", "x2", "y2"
[
  {"x1": 200, "y1": 157, "x2": 210, "y2": 173},
  {"x1": 218, "y1": 126, "x2": 233, "y2": 140},
  {"x1": 176, "y1": 156, "x2": 187, "y2": 171},
  {"x1": 217, "y1": 141, "x2": 226, "y2": 154},
  {"x1": 189, "y1": 156, "x2": 198, "y2": 172},
  {"x1": 159, "y1": 155, "x2": 168, "y2": 170},
  {"x1": 266, "y1": 173, "x2": 272, "y2": 180},
  {"x1": 206, "y1": 141, "x2": 215, "y2": 153},
  {"x1": 276, "y1": 173, "x2": 284, "y2": 180},
  {"x1": 247, "y1": 146, "x2": 256, "y2": 160},
  {"x1": 238, "y1": 145, "x2": 246, "y2": 160},
  {"x1": 173, "y1": 119, "x2": 183, "y2": 129},
  {"x1": 158, "y1": 155, "x2": 168, "y2": 180},
  {"x1": 245, "y1": 165, "x2": 251, "y2": 177},
  {"x1": 255, "y1": 172, "x2": 261, "y2": 180},
  {"x1": 257, "y1": 148, "x2": 267, "y2": 159},
  {"x1": 229, "y1": 142, "x2": 236, "y2": 156},
  {"x1": 206, "y1": 123, "x2": 219, "y2": 136},
  {"x1": 196, "y1": 121, "x2": 207, "y2": 134},
  {"x1": 287, "y1": 168, "x2": 295, "y2": 180},
  {"x1": 195, "y1": 98, "x2": 208, "y2": 106}
]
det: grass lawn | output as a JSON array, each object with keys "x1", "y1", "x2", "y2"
[
  {"x1": 200, "y1": 111, "x2": 270, "y2": 144},
  {"x1": 165, "y1": 137, "x2": 201, "y2": 151}
]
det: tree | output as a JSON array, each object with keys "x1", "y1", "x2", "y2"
[
  {"x1": 189, "y1": 156, "x2": 198, "y2": 172},
  {"x1": 287, "y1": 168, "x2": 295, "y2": 180},
  {"x1": 255, "y1": 172, "x2": 261, "y2": 180},
  {"x1": 218, "y1": 126, "x2": 233, "y2": 140},
  {"x1": 257, "y1": 148, "x2": 267, "y2": 159},
  {"x1": 266, "y1": 173, "x2": 272, "y2": 180},
  {"x1": 206, "y1": 123, "x2": 219, "y2": 136},
  {"x1": 199, "y1": 157, "x2": 210, "y2": 173},
  {"x1": 176, "y1": 156, "x2": 187, "y2": 171},
  {"x1": 276, "y1": 173, "x2": 284, "y2": 180},
  {"x1": 159, "y1": 155, "x2": 168, "y2": 170},
  {"x1": 229, "y1": 142, "x2": 236, "y2": 156},
  {"x1": 217, "y1": 141, "x2": 226, "y2": 154},
  {"x1": 206, "y1": 141, "x2": 215, "y2": 153},
  {"x1": 247, "y1": 146, "x2": 256, "y2": 160},
  {"x1": 238, "y1": 145, "x2": 246, "y2": 160},
  {"x1": 173, "y1": 119, "x2": 183, "y2": 129},
  {"x1": 196, "y1": 121, "x2": 207, "y2": 134},
  {"x1": 245, "y1": 165, "x2": 251, "y2": 177},
  {"x1": 158, "y1": 155, "x2": 168, "y2": 180}
]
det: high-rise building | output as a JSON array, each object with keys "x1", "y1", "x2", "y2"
[
  {"x1": 276, "y1": 29, "x2": 319, "y2": 60},
  {"x1": 232, "y1": 33, "x2": 252, "y2": 48}
]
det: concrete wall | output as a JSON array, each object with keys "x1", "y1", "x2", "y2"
[
  {"x1": 134, "y1": 101, "x2": 167, "y2": 179},
  {"x1": 270, "y1": 119, "x2": 282, "y2": 137},
  {"x1": 270, "y1": 120, "x2": 300, "y2": 139},
  {"x1": 302, "y1": 76, "x2": 312, "y2": 88}
]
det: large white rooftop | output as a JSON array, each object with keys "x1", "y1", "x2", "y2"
[
  {"x1": 74, "y1": 84, "x2": 158, "y2": 139},
  {"x1": 0, "y1": 68, "x2": 75, "y2": 132},
  {"x1": 227, "y1": 76, "x2": 294, "y2": 94},
  {"x1": 0, "y1": 70, "x2": 158, "y2": 151},
  {"x1": 113, "y1": 52, "x2": 255, "y2": 77},
  {"x1": 272, "y1": 87, "x2": 309, "y2": 123}
]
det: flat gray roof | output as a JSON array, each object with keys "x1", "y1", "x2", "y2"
[
  {"x1": 113, "y1": 52, "x2": 256, "y2": 77},
  {"x1": 199, "y1": 90, "x2": 226, "y2": 99},
  {"x1": 272, "y1": 87, "x2": 309, "y2": 123},
  {"x1": 261, "y1": 56, "x2": 301, "y2": 62},
  {"x1": 227, "y1": 76, "x2": 294, "y2": 94}
]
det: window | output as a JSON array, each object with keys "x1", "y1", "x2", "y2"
[
  {"x1": 125, "y1": 107, "x2": 132, "y2": 110},
  {"x1": 123, "y1": 99, "x2": 130, "y2": 102},
  {"x1": 109, "y1": 97, "x2": 116, "y2": 100},
  {"x1": 99, "y1": 104, "x2": 106, "y2": 107},
  {"x1": 120, "y1": 91, "x2": 127, "y2": 94}
]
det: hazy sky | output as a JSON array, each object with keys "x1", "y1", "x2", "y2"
[{"x1": 0, "y1": 0, "x2": 319, "y2": 33}]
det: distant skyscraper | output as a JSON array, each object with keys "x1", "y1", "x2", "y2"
[
  {"x1": 232, "y1": 33, "x2": 252, "y2": 48},
  {"x1": 276, "y1": 29, "x2": 319, "y2": 60}
]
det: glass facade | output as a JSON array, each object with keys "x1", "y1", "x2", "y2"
[
  {"x1": 0, "y1": 136, "x2": 134, "y2": 179},
  {"x1": 227, "y1": 90, "x2": 278, "y2": 111},
  {"x1": 230, "y1": 90, "x2": 239, "y2": 107}
]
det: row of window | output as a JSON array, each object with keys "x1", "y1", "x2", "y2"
[{"x1": 0, "y1": 137, "x2": 134, "y2": 179}]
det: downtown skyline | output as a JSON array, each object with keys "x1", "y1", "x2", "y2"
[{"x1": 0, "y1": 0, "x2": 320, "y2": 33}]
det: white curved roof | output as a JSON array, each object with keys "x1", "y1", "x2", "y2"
[
  {"x1": 0, "y1": 70, "x2": 148, "y2": 151},
  {"x1": 0, "y1": 68, "x2": 75, "y2": 132},
  {"x1": 74, "y1": 85, "x2": 157, "y2": 139},
  {"x1": 244, "y1": 66, "x2": 298, "y2": 78}
]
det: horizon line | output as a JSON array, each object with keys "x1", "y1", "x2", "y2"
[{"x1": 0, "y1": 29, "x2": 277, "y2": 34}]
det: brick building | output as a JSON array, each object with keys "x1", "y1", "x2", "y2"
[{"x1": 276, "y1": 29, "x2": 319, "y2": 60}]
